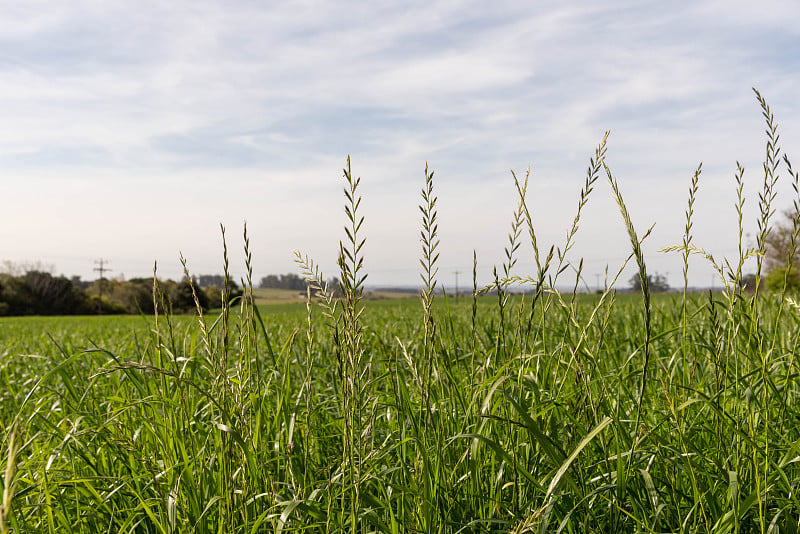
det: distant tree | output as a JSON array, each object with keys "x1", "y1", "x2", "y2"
[
  {"x1": 765, "y1": 266, "x2": 800, "y2": 293},
  {"x1": 204, "y1": 280, "x2": 245, "y2": 309},
  {"x1": 113, "y1": 279, "x2": 156, "y2": 314},
  {"x1": 231, "y1": 280, "x2": 244, "y2": 299},
  {"x1": 196, "y1": 274, "x2": 225, "y2": 288},
  {"x1": 205, "y1": 286, "x2": 223, "y2": 309},
  {"x1": 169, "y1": 279, "x2": 209, "y2": 313},
  {"x1": 0, "y1": 276, "x2": 27, "y2": 314},
  {"x1": 259, "y1": 274, "x2": 280, "y2": 289},
  {"x1": 95, "y1": 277, "x2": 174, "y2": 314},
  {"x1": 763, "y1": 209, "x2": 800, "y2": 294},
  {"x1": 70, "y1": 275, "x2": 91, "y2": 290},
  {"x1": 29, "y1": 272, "x2": 87, "y2": 314},
  {"x1": 0, "y1": 272, "x2": 227, "y2": 316},
  {"x1": 628, "y1": 272, "x2": 670, "y2": 293},
  {"x1": 0, "y1": 277, "x2": 9, "y2": 316},
  {"x1": 287, "y1": 274, "x2": 306, "y2": 290},
  {"x1": 260, "y1": 273, "x2": 307, "y2": 291},
  {"x1": 765, "y1": 209, "x2": 800, "y2": 271},
  {"x1": 0, "y1": 271, "x2": 93, "y2": 315},
  {"x1": 227, "y1": 280, "x2": 244, "y2": 304}
]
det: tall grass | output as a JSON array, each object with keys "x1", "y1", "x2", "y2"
[{"x1": 3, "y1": 90, "x2": 800, "y2": 532}]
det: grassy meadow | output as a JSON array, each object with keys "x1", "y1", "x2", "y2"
[{"x1": 3, "y1": 91, "x2": 800, "y2": 532}]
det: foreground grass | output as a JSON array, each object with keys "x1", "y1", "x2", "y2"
[
  {"x1": 2, "y1": 290, "x2": 799, "y2": 533},
  {"x1": 3, "y1": 90, "x2": 800, "y2": 532}
]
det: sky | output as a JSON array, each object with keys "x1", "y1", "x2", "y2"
[{"x1": 1, "y1": 0, "x2": 799, "y2": 290}]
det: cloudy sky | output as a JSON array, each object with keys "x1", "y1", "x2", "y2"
[{"x1": 1, "y1": 1, "x2": 799, "y2": 290}]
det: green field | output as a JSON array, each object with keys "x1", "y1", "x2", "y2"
[{"x1": 2, "y1": 283, "x2": 800, "y2": 533}]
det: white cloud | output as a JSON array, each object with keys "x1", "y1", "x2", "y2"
[{"x1": 0, "y1": 0, "x2": 798, "y2": 287}]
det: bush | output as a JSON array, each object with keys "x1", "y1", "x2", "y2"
[
  {"x1": 169, "y1": 279, "x2": 209, "y2": 313},
  {"x1": 764, "y1": 266, "x2": 800, "y2": 293}
]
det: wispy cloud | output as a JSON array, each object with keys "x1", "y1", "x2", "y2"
[{"x1": 0, "y1": 1, "x2": 798, "y2": 286}]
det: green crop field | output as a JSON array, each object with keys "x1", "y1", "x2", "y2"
[
  {"x1": 2, "y1": 92, "x2": 800, "y2": 532},
  {"x1": 3, "y1": 288, "x2": 799, "y2": 533}
]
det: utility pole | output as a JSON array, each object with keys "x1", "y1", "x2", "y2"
[
  {"x1": 94, "y1": 259, "x2": 111, "y2": 313},
  {"x1": 453, "y1": 270, "x2": 461, "y2": 303},
  {"x1": 595, "y1": 273, "x2": 601, "y2": 292}
]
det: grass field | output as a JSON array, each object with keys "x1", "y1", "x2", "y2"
[
  {"x1": 2, "y1": 91, "x2": 800, "y2": 532},
  {"x1": 2, "y1": 287, "x2": 799, "y2": 533}
]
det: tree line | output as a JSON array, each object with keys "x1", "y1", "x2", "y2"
[
  {"x1": 0, "y1": 271, "x2": 245, "y2": 316},
  {"x1": 202, "y1": 272, "x2": 339, "y2": 292},
  {"x1": 257, "y1": 272, "x2": 340, "y2": 292},
  {"x1": 0, "y1": 269, "x2": 340, "y2": 316}
]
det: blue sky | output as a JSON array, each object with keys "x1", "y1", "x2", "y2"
[{"x1": 1, "y1": 0, "x2": 799, "y2": 289}]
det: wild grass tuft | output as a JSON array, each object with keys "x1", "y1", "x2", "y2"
[{"x1": 0, "y1": 422, "x2": 19, "y2": 534}]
